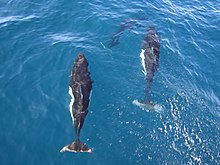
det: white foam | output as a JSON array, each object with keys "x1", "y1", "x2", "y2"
[
  {"x1": 153, "y1": 104, "x2": 164, "y2": 113},
  {"x1": 89, "y1": 90, "x2": 93, "y2": 107},
  {"x1": 132, "y1": 100, "x2": 148, "y2": 111},
  {"x1": 100, "y1": 42, "x2": 106, "y2": 49},
  {"x1": 190, "y1": 155, "x2": 201, "y2": 164},
  {"x1": 132, "y1": 99, "x2": 164, "y2": 113},
  {"x1": 140, "y1": 49, "x2": 147, "y2": 75},
  {"x1": 0, "y1": 15, "x2": 38, "y2": 24},
  {"x1": 60, "y1": 145, "x2": 92, "y2": 153},
  {"x1": 69, "y1": 86, "x2": 75, "y2": 122}
]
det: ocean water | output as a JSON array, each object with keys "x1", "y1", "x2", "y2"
[{"x1": 0, "y1": 0, "x2": 219, "y2": 164}]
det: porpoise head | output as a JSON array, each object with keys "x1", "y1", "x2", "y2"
[{"x1": 74, "y1": 53, "x2": 89, "y2": 68}]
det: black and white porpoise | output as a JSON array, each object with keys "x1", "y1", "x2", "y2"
[
  {"x1": 133, "y1": 25, "x2": 163, "y2": 112},
  {"x1": 140, "y1": 25, "x2": 160, "y2": 104},
  {"x1": 60, "y1": 53, "x2": 93, "y2": 153}
]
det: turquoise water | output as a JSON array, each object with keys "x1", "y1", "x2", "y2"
[{"x1": 0, "y1": 0, "x2": 219, "y2": 164}]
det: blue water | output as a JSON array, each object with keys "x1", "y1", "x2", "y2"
[{"x1": 0, "y1": 0, "x2": 219, "y2": 164}]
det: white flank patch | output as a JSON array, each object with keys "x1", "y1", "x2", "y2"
[
  {"x1": 140, "y1": 49, "x2": 147, "y2": 75},
  {"x1": 69, "y1": 86, "x2": 75, "y2": 122}
]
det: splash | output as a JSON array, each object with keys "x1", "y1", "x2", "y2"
[{"x1": 132, "y1": 99, "x2": 164, "y2": 113}]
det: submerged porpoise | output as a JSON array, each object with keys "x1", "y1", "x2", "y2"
[
  {"x1": 60, "y1": 53, "x2": 93, "y2": 153},
  {"x1": 108, "y1": 18, "x2": 144, "y2": 47}
]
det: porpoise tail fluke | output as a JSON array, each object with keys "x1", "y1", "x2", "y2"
[{"x1": 60, "y1": 140, "x2": 92, "y2": 153}]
